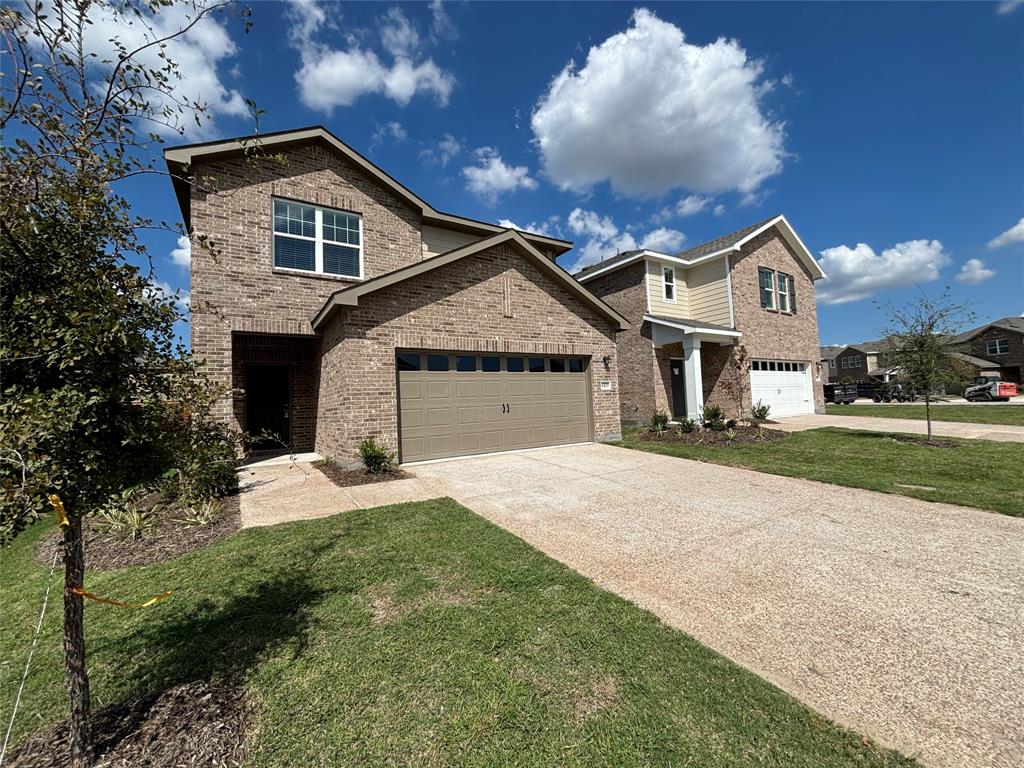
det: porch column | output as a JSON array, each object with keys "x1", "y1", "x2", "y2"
[{"x1": 682, "y1": 336, "x2": 704, "y2": 418}]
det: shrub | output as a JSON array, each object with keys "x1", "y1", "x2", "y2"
[
  {"x1": 724, "y1": 429, "x2": 737, "y2": 442},
  {"x1": 750, "y1": 400, "x2": 771, "y2": 423},
  {"x1": 725, "y1": 419, "x2": 737, "y2": 430},
  {"x1": 648, "y1": 411, "x2": 670, "y2": 434},
  {"x1": 678, "y1": 418, "x2": 696, "y2": 434},
  {"x1": 359, "y1": 438, "x2": 396, "y2": 474},
  {"x1": 701, "y1": 404, "x2": 727, "y2": 432},
  {"x1": 175, "y1": 498, "x2": 221, "y2": 527},
  {"x1": 93, "y1": 491, "x2": 156, "y2": 541}
]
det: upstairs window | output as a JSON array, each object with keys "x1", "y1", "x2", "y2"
[
  {"x1": 273, "y1": 198, "x2": 362, "y2": 278},
  {"x1": 777, "y1": 273, "x2": 791, "y2": 313},
  {"x1": 987, "y1": 338, "x2": 1009, "y2": 355},
  {"x1": 662, "y1": 266, "x2": 676, "y2": 302},
  {"x1": 758, "y1": 267, "x2": 775, "y2": 309}
]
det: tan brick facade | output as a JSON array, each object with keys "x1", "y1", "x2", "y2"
[
  {"x1": 186, "y1": 141, "x2": 621, "y2": 460},
  {"x1": 316, "y1": 245, "x2": 620, "y2": 462},
  {"x1": 588, "y1": 228, "x2": 826, "y2": 424}
]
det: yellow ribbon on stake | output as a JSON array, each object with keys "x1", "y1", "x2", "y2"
[
  {"x1": 70, "y1": 587, "x2": 172, "y2": 609},
  {"x1": 49, "y1": 494, "x2": 172, "y2": 608}
]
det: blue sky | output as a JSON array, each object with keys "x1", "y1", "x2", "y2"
[{"x1": 122, "y1": 1, "x2": 1023, "y2": 346}]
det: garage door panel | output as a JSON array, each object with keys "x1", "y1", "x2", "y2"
[
  {"x1": 398, "y1": 352, "x2": 591, "y2": 462},
  {"x1": 750, "y1": 360, "x2": 813, "y2": 418}
]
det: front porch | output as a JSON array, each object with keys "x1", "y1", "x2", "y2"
[{"x1": 646, "y1": 315, "x2": 743, "y2": 420}]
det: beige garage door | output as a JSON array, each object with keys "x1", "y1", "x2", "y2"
[{"x1": 397, "y1": 351, "x2": 592, "y2": 463}]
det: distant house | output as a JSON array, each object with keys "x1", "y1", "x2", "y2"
[
  {"x1": 819, "y1": 345, "x2": 844, "y2": 383},
  {"x1": 830, "y1": 339, "x2": 897, "y2": 383},
  {"x1": 952, "y1": 316, "x2": 1024, "y2": 384}
]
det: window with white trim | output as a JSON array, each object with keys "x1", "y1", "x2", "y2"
[
  {"x1": 828, "y1": 359, "x2": 835, "y2": 370},
  {"x1": 272, "y1": 198, "x2": 362, "y2": 278},
  {"x1": 986, "y1": 338, "x2": 1009, "y2": 355},
  {"x1": 777, "y1": 273, "x2": 791, "y2": 313},
  {"x1": 841, "y1": 355, "x2": 864, "y2": 369},
  {"x1": 758, "y1": 267, "x2": 775, "y2": 309},
  {"x1": 662, "y1": 266, "x2": 676, "y2": 302}
]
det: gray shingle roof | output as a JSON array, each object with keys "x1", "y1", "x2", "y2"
[
  {"x1": 819, "y1": 345, "x2": 845, "y2": 361},
  {"x1": 573, "y1": 216, "x2": 780, "y2": 280},
  {"x1": 953, "y1": 316, "x2": 1024, "y2": 343}
]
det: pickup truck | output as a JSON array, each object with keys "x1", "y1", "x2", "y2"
[{"x1": 964, "y1": 378, "x2": 1018, "y2": 402}]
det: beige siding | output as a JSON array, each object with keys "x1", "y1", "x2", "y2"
[
  {"x1": 646, "y1": 259, "x2": 690, "y2": 318},
  {"x1": 687, "y1": 258, "x2": 732, "y2": 326},
  {"x1": 422, "y1": 225, "x2": 481, "y2": 257}
]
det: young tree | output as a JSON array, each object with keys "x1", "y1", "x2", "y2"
[
  {"x1": 879, "y1": 290, "x2": 975, "y2": 441},
  {"x1": 1, "y1": 2, "x2": 251, "y2": 765}
]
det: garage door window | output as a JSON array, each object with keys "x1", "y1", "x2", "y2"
[
  {"x1": 507, "y1": 357, "x2": 525, "y2": 373},
  {"x1": 549, "y1": 358, "x2": 565, "y2": 373},
  {"x1": 427, "y1": 354, "x2": 449, "y2": 371},
  {"x1": 529, "y1": 358, "x2": 545, "y2": 373},
  {"x1": 456, "y1": 355, "x2": 476, "y2": 372},
  {"x1": 568, "y1": 358, "x2": 584, "y2": 373},
  {"x1": 482, "y1": 356, "x2": 500, "y2": 372},
  {"x1": 397, "y1": 353, "x2": 421, "y2": 371}
]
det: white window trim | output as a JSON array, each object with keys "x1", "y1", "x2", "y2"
[
  {"x1": 759, "y1": 267, "x2": 776, "y2": 310},
  {"x1": 777, "y1": 273, "x2": 791, "y2": 313},
  {"x1": 662, "y1": 266, "x2": 677, "y2": 303},
  {"x1": 272, "y1": 198, "x2": 364, "y2": 280},
  {"x1": 828, "y1": 359, "x2": 835, "y2": 369},
  {"x1": 986, "y1": 338, "x2": 1009, "y2": 355}
]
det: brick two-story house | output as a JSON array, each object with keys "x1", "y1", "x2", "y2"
[
  {"x1": 953, "y1": 316, "x2": 1024, "y2": 384},
  {"x1": 575, "y1": 216, "x2": 827, "y2": 423},
  {"x1": 165, "y1": 126, "x2": 629, "y2": 464}
]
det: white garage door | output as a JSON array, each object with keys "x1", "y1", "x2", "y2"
[{"x1": 750, "y1": 360, "x2": 814, "y2": 417}]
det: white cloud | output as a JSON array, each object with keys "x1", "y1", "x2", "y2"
[
  {"x1": 31, "y1": 2, "x2": 247, "y2": 138},
  {"x1": 996, "y1": 1, "x2": 1022, "y2": 14},
  {"x1": 640, "y1": 227, "x2": 686, "y2": 253},
  {"x1": 420, "y1": 133, "x2": 462, "y2": 166},
  {"x1": 170, "y1": 235, "x2": 191, "y2": 269},
  {"x1": 146, "y1": 280, "x2": 190, "y2": 312},
  {"x1": 987, "y1": 217, "x2": 1024, "y2": 249},
  {"x1": 677, "y1": 194, "x2": 712, "y2": 217},
  {"x1": 567, "y1": 208, "x2": 619, "y2": 240},
  {"x1": 713, "y1": 204, "x2": 726, "y2": 217},
  {"x1": 816, "y1": 239, "x2": 952, "y2": 304},
  {"x1": 955, "y1": 259, "x2": 996, "y2": 284},
  {"x1": 372, "y1": 121, "x2": 407, "y2": 148},
  {"x1": 497, "y1": 215, "x2": 562, "y2": 238},
  {"x1": 531, "y1": 8, "x2": 786, "y2": 198},
  {"x1": 286, "y1": 1, "x2": 454, "y2": 113},
  {"x1": 429, "y1": 0, "x2": 457, "y2": 40},
  {"x1": 462, "y1": 147, "x2": 537, "y2": 205},
  {"x1": 379, "y1": 7, "x2": 421, "y2": 57}
]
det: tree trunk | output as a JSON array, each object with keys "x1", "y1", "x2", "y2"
[
  {"x1": 63, "y1": 515, "x2": 93, "y2": 768},
  {"x1": 925, "y1": 396, "x2": 932, "y2": 441}
]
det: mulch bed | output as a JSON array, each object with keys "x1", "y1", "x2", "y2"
[
  {"x1": 36, "y1": 495, "x2": 241, "y2": 572},
  {"x1": 636, "y1": 425, "x2": 789, "y2": 446},
  {"x1": 6, "y1": 680, "x2": 248, "y2": 768},
  {"x1": 313, "y1": 461, "x2": 411, "y2": 487}
]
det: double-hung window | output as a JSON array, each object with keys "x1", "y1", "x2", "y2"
[
  {"x1": 273, "y1": 198, "x2": 362, "y2": 278},
  {"x1": 759, "y1": 267, "x2": 775, "y2": 309},
  {"x1": 663, "y1": 266, "x2": 676, "y2": 302},
  {"x1": 987, "y1": 338, "x2": 1009, "y2": 355},
  {"x1": 759, "y1": 267, "x2": 796, "y2": 312}
]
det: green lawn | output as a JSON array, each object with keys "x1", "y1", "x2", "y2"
[
  {"x1": 825, "y1": 403, "x2": 1024, "y2": 426},
  {"x1": 0, "y1": 500, "x2": 913, "y2": 767},
  {"x1": 617, "y1": 427, "x2": 1024, "y2": 517}
]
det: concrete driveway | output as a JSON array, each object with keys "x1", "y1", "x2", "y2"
[
  {"x1": 774, "y1": 413, "x2": 1024, "y2": 442},
  {"x1": 409, "y1": 444, "x2": 1024, "y2": 768}
]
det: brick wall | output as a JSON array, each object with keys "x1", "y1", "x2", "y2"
[
  {"x1": 964, "y1": 327, "x2": 1024, "y2": 383},
  {"x1": 317, "y1": 244, "x2": 620, "y2": 462},
  {"x1": 584, "y1": 261, "x2": 657, "y2": 423},
  {"x1": 189, "y1": 142, "x2": 424, "y2": 433},
  {"x1": 726, "y1": 230, "x2": 826, "y2": 414}
]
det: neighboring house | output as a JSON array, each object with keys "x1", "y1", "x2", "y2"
[
  {"x1": 953, "y1": 316, "x2": 1024, "y2": 384},
  {"x1": 831, "y1": 340, "x2": 897, "y2": 383},
  {"x1": 165, "y1": 126, "x2": 629, "y2": 464},
  {"x1": 575, "y1": 216, "x2": 827, "y2": 422},
  {"x1": 820, "y1": 345, "x2": 844, "y2": 383}
]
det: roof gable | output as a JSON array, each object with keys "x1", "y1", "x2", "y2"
[
  {"x1": 953, "y1": 315, "x2": 1024, "y2": 343},
  {"x1": 164, "y1": 126, "x2": 572, "y2": 256},
  {"x1": 575, "y1": 215, "x2": 825, "y2": 283},
  {"x1": 311, "y1": 230, "x2": 630, "y2": 332}
]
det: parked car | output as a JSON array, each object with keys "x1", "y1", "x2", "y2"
[
  {"x1": 824, "y1": 382, "x2": 858, "y2": 405},
  {"x1": 870, "y1": 384, "x2": 917, "y2": 403},
  {"x1": 964, "y1": 378, "x2": 1018, "y2": 402}
]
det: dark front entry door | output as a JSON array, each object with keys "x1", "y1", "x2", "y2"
[
  {"x1": 670, "y1": 359, "x2": 686, "y2": 418},
  {"x1": 245, "y1": 365, "x2": 290, "y2": 449}
]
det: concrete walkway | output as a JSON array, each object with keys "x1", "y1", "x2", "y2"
[
  {"x1": 774, "y1": 413, "x2": 1024, "y2": 442},
  {"x1": 237, "y1": 445, "x2": 1024, "y2": 767}
]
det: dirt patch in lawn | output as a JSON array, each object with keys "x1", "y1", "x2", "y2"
[
  {"x1": 313, "y1": 460, "x2": 411, "y2": 487},
  {"x1": 6, "y1": 680, "x2": 249, "y2": 768},
  {"x1": 636, "y1": 425, "x2": 788, "y2": 446},
  {"x1": 35, "y1": 495, "x2": 241, "y2": 571},
  {"x1": 888, "y1": 434, "x2": 961, "y2": 449},
  {"x1": 572, "y1": 675, "x2": 620, "y2": 723}
]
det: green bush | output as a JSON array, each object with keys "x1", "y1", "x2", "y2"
[
  {"x1": 648, "y1": 411, "x2": 670, "y2": 434},
  {"x1": 701, "y1": 405, "x2": 727, "y2": 431},
  {"x1": 359, "y1": 438, "x2": 396, "y2": 474},
  {"x1": 751, "y1": 400, "x2": 771, "y2": 422},
  {"x1": 678, "y1": 418, "x2": 696, "y2": 434}
]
